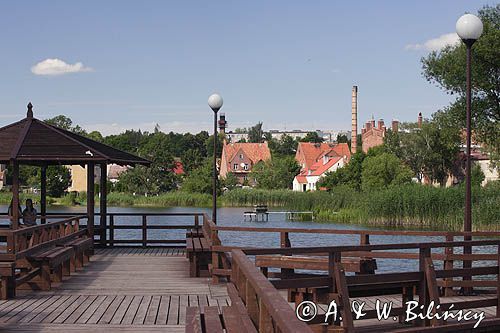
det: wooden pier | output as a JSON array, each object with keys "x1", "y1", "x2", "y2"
[{"x1": 1, "y1": 213, "x2": 500, "y2": 332}]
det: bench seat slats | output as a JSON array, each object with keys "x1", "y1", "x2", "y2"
[{"x1": 202, "y1": 307, "x2": 223, "y2": 333}]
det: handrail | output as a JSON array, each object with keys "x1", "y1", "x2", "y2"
[
  {"x1": 242, "y1": 239, "x2": 500, "y2": 255},
  {"x1": 231, "y1": 249, "x2": 312, "y2": 333},
  {"x1": 0, "y1": 215, "x2": 87, "y2": 259},
  {"x1": 231, "y1": 241, "x2": 500, "y2": 331},
  {"x1": 213, "y1": 224, "x2": 500, "y2": 237}
]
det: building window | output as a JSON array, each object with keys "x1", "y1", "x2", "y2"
[
  {"x1": 244, "y1": 175, "x2": 248, "y2": 181},
  {"x1": 243, "y1": 164, "x2": 249, "y2": 170},
  {"x1": 233, "y1": 164, "x2": 238, "y2": 170},
  {"x1": 239, "y1": 154, "x2": 244, "y2": 160}
]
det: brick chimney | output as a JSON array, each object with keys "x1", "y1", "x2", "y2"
[
  {"x1": 377, "y1": 119, "x2": 384, "y2": 130},
  {"x1": 418, "y1": 112, "x2": 423, "y2": 128},
  {"x1": 218, "y1": 113, "x2": 227, "y2": 133},
  {"x1": 392, "y1": 120, "x2": 399, "y2": 133},
  {"x1": 365, "y1": 121, "x2": 371, "y2": 131},
  {"x1": 351, "y1": 86, "x2": 358, "y2": 153}
]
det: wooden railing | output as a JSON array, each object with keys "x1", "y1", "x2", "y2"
[
  {"x1": 231, "y1": 248, "x2": 311, "y2": 333},
  {"x1": 207, "y1": 222, "x2": 500, "y2": 292},
  {"x1": 94, "y1": 213, "x2": 204, "y2": 248},
  {"x1": 231, "y1": 240, "x2": 500, "y2": 332},
  {"x1": 0, "y1": 215, "x2": 87, "y2": 260}
]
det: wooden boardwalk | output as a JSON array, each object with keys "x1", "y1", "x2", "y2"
[{"x1": 0, "y1": 248, "x2": 229, "y2": 333}]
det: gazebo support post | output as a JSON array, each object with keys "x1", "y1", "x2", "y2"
[
  {"x1": 87, "y1": 163, "x2": 95, "y2": 240},
  {"x1": 40, "y1": 165, "x2": 47, "y2": 224},
  {"x1": 99, "y1": 163, "x2": 107, "y2": 247},
  {"x1": 11, "y1": 161, "x2": 20, "y2": 229}
]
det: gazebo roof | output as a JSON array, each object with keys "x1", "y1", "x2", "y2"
[{"x1": 0, "y1": 104, "x2": 150, "y2": 166}]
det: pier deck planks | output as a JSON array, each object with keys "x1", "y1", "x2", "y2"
[{"x1": 0, "y1": 247, "x2": 228, "y2": 333}]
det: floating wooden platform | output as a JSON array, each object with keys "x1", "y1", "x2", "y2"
[{"x1": 0, "y1": 248, "x2": 229, "y2": 333}]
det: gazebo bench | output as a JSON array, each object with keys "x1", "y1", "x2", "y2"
[
  {"x1": 61, "y1": 237, "x2": 93, "y2": 271},
  {"x1": 186, "y1": 235, "x2": 210, "y2": 277},
  {"x1": 27, "y1": 246, "x2": 74, "y2": 291}
]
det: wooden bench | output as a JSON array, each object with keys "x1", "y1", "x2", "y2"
[
  {"x1": 0, "y1": 262, "x2": 15, "y2": 299},
  {"x1": 186, "y1": 235, "x2": 211, "y2": 277},
  {"x1": 185, "y1": 283, "x2": 257, "y2": 333},
  {"x1": 62, "y1": 237, "x2": 93, "y2": 272},
  {"x1": 186, "y1": 228, "x2": 204, "y2": 239},
  {"x1": 255, "y1": 254, "x2": 377, "y2": 304},
  {"x1": 27, "y1": 246, "x2": 74, "y2": 291}
]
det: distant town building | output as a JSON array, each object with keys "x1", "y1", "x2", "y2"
[
  {"x1": 68, "y1": 165, "x2": 100, "y2": 192},
  {"x1": 225, "y1": 131, "x2": 249, "y2": 143},
  {"x1": 219, "y1": 141, "x2": 271, "y2": 185},
  {"x1": 293, "y1": 142, "x2": 351, "y2": 191},
  {"x1": 0, "y1": 164, "x2": 5, "y2": 190}
]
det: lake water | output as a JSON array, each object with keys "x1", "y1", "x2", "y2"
[{"x1": 0, "y1": 205, "x2": 495, "y2": 273}]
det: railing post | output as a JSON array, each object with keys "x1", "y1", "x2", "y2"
[
  {"x1": 245, "y1": 279, "x2": 259, "y2": 328},
  {"x1": 497, "y1": 245, "x2": 500, "y2": 317},
  {"x1": 280, "y1": 232, "x2": 293, "y2": 279},
  {"x1": 194, "y1": 215, "x2": 199, "y2": 228},
  {"x1": 109, "y1": 214, "x2": 114, "y2": 247},
  {"x1": 444, "y1": 234, "x2": 454, "y2": 296},
  {"x1": 419, "y1": 247, "x2": 431, "y2": 327},
  {"x1": 142, "y1": 215, "x2": 147, "y2": 248}
]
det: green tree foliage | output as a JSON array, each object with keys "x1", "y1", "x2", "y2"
[
  {"x1": 384, "y1": 120, "x2": 460, "y2": 185},
  {"x1": 205, "y1": 133, "x2": 224, "y2": 158},
  {"x1": 267, "y1": 134, "x2": 298, "y2": 157},
  {"x1": 45, "y1": 166, "x2": 72, "y2": 197},
  {"x1": 421, "y1": 5, "x2": 500, "y2": 168},
  {"x1": 181, "y1": 160, "x2": 220, "y2": 194},
  {"x1": 248, "y1": 122, "x2": 264, "y2": 143},
  {"x1": 361, "y1": 152, "x2": 413, "y2": 190},
  {"x1": 471, "y1": 163, "x2": 486, "y2": 186},
  {"x1": 300, "y1": 132, "x2": 324, "y2": 143},
  {"x1": 222, "y1": 172, "x2": 240, "y2": 191},
  {"x1": 319, "y1": 151, "x2": 366, "y2": 191},
  {"x1": 252, "y1": 156, "x2": 301, "y2": 189}
]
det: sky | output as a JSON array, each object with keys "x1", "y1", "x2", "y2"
[{"x1": 0, "y1": 1, "x2": 495, "y2": 135}]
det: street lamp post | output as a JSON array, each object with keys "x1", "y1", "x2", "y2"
[
  {"x1": 208, "y1": 93, "x2": 223, "y2": 223},
  {"x1": 456, "y1": 13, "x2": 483, "y2": 292}
]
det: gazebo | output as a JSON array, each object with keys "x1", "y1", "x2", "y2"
[{"x1": 0, "y1": 103, "x2": 150, "y2": 243}]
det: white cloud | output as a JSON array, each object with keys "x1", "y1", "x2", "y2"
[
  {"x1": 405, "y1": 33, "x2": 460, "y2": 52},
  {"x1": 31, "y1": 58, "x2": 93, "y2": 76}
]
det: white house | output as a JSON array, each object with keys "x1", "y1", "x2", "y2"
[{"x1": 293, "y1": 152, "x2": 347, "y2": 192}]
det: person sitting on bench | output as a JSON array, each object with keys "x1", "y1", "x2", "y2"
[
  {"x1": 22, "y1": 199, "x2": 37, "y2": 227},
  {"x1": 7, "y1": 198, "x2": 22, "y2": 225}
]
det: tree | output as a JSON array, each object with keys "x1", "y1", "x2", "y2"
[
  {"x1": 471, "y1": 163, "x2": 486, "y2": 186},
  {"x1": 268, "y1": 134, "x2": 298, "y2": 157},
  {"x1": 361, "y1": 153, "x2": 413, "y2": 190},
  {"x1": 421, "y1": 5, "x2": 500, "y2": 168},
  {"x1": 44, "y1": 115, "x2": 87, "y2": 135},
  {"x1": 181, "y1": 160, "x2": 220, "y2": 194},
  {"x1": 248, "y1": 122, "x2": 264, "y2": 143},
  {"x1": 384, "y1": 120, "x2": 461, "y2": 185},
  {"x1": 319, "y1": 151, "x2": 366, "y2": 191},
  {"x1": 252, "y1": 156, "x2": 300, "y2": 189},
  {"x1": 301, "y1": 132, "x2": 324, "y2": 143},
  {"x1": 45, "y1": 166, "x2": 72, "y2": 197},
  {"x1": 222, "y1": 172, "x2": 239, "y2": 191}
]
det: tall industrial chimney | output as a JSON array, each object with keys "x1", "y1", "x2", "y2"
[
  {"x1": 417, "y1": 112, "x2": 423, "y2": 128},
  {"x1": 351, "y1": 86, "x2": 358, "y2": 154},
  {"x1": 218, "y1": 113, "x2": 227, "y2": 134}
]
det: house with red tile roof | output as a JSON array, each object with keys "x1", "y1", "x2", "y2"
[
  {"x1": 220, "y1": 141, "x2": 271, "y2": 185},
  {"x1": 293, "y1": 142, "x2": 350, "y2": 191}
]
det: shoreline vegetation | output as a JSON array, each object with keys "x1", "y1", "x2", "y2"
[{"x1": 1, "y1": 182, "x2": 498, "y2": 231}]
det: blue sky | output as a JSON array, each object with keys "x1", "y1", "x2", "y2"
[{"x1": 0, "y1": 1, "x2": 494, "y2": 135}]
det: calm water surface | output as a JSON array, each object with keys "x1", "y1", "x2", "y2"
[{"x1": 0, "y1": 205, "x2": 495, "y2": 273}]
